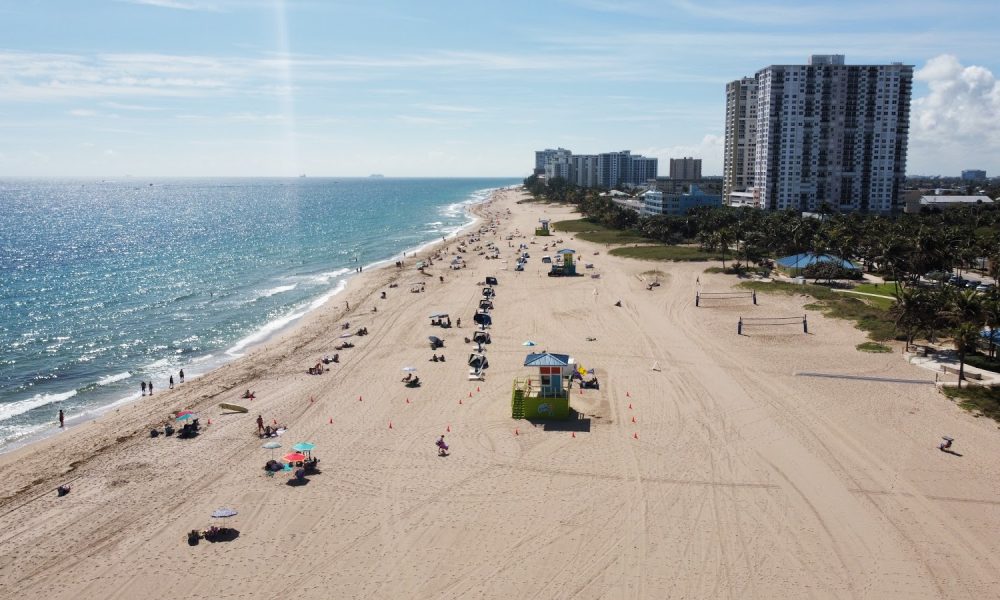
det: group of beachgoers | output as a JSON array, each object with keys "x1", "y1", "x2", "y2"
[{"x1": 139, "y1": 369, "x2": 185, "y2": 397}]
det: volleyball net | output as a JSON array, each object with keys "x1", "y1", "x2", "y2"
[
  {"x1": 738, "y1": 315, "x2": 808, "y2": 335},
  {"x1": 696, "y1": 290, "x2": 757, "y2": 307}
]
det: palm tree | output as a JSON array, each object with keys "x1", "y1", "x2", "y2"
[
  {"x1": 891, "y1": 286, "x2": 930, "y2": 352},
  {"x1": 952, "y1": 322, "x2": 982, "y2": 388},
  {"x1": 981, "y1": 291, "x2": 1000, "y2": 359}
]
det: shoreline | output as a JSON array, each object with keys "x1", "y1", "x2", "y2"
[{"x1": 0, "y1": 185, "x2": 505, "y2": 456}]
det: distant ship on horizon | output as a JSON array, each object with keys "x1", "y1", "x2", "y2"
[
  {"x1": 369, "y1": 173, "x2": 385, "y2": 178},
  {"x1": 299, "y1": 174, "x2": 307, "y2": 178}
]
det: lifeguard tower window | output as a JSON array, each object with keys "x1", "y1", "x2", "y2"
[{"x1": 540, "y1": 375, "x2": 551, "y2": 387}]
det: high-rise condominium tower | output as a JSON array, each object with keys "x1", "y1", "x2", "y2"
[{"x1": 725, "y1": 55, "x2": 913, "y2": 213}]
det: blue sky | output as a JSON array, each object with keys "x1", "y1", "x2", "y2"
[{"x1": 1, "y1": 0, "x2": 999, "y2": 177}]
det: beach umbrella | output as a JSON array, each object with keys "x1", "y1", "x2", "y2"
[
  {"x1": 283, "y1": 452, "x2": 307, "y2": 463},
  {"x1": 401, "y1": 366, "x2": 417, "y2": 372},
  {"x1": 522, "y1": 341, "x2": 537, "y2": 346},
  {"x1": 211, "y1": 508, "x2": 238, "y2": 518},
  {"x1": 262, "y1": 441, "x2": 281, "y2": 458},
  {"x1": 339, "y1": 332, "x2": 353, "y2": 338},
  {"x1": 175, "y1": 413, "x2": 197, "y2": 421},
  {"x1": 291, "y1": 442, "x2": 315, "y2": 452},
  {"x1": 176, "y1": 410, "x2": 195, "y2": 417}
]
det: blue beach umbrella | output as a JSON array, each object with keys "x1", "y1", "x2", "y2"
[
  {"x1": 291, "y1": 442, "x2": 316, "y2": 452},
  {"x1": 522, "y1": 341, "x2": 537, "y2": 347},
  {"x1": 175, "y1": 413, "x2": 197, "y2": 421}
]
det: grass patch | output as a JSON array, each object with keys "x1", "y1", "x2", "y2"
[
  {"x1": 610, "y1": 245, "x2": 727, "y2": 261},
  {"x1": 740, "y1": 281, "x2": 897, "y2": 342},
  {"x1": 852, "y1": 282, "x2": 901, "y2": 297},
  {"x1": 941, "y1": 386, "x2": 1000, "y2": 423},
  {"x1": 552, "y1": 219, "x2": 652, "y2": 244},
  {"x1": 965, "y1": 352, "x2": 1000, "y2": 374},
  {"x1": 856, "y1": 342, "x2": 893, "y2": 353},
  {"x1": 704, "y1": 266, "x2": 725, "y2": 274}
]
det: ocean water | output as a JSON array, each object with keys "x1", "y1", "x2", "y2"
[{"x1": 0, "y1": 177, "x2": 518, "y2": 449}]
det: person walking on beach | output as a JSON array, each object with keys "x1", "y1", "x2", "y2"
[
  {"x1": 169, "y1": 375, "x2": 174, "y2": 389},
  {"x1": 141, "y1": 381, "x2": 147, "y2": 396},
  {"x1": 148, "y1": 381, "x2": 153, "y2": 395},
  {"x1": 179, "y1": 369, "x2": 185, "y2": 383},
  {"x1": 58, "y1": 409, "x2": 64, "y2": 428},
  {"x1": 257, "y1": 414, "x2": 265, "y2": 435}
]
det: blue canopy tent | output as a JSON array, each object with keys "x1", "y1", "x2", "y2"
[{"x1": 776, "y1": 252, "x2": 859, "y2": 275}]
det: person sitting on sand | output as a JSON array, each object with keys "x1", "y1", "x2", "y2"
[
  {"x1": 242, "y1": 389, "x2": 254, "y2": 399},
  {"x1": 436, "y1": 435, "x2": 449, "y2": 456},
  {"x1": 402, "y1": 373, "x2": 413, "y2": 382},
  {"x1": 432, "y1": 354, "x2": 439, "y2": 362}
]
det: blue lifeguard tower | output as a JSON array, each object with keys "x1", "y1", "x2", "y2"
[
  {"x1": 548, "y1": 249, "x2": 577, "y2": 277},
  {"x1": 511, "y1": 352, "x2": 575, "y2": 419}
]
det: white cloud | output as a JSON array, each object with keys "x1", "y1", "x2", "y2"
[
  {"x1": 121, "y1": 0, "x2": 218, "y2": 11},
  {"x1": 912, "y1": 54, "x2": 1000, "y2": 141},
  {"x1": 909, "y1": 54, "x2": 1000, "y2": 173},
  {"x1": 69, "y1": 109, "x2": 98, "y2": 117}
]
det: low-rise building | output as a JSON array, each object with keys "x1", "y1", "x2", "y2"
[
  {"x1": 641, "y1": 185, "x2": 722, "y2": 216},
  {"x1": 904, "y1": 195, "x2": 995, "y2": 213}
]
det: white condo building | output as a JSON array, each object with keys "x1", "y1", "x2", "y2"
[
  {"x1": 723, "y1": 77, "x2": 757, "y2": 205},
  {"x1": 725, "y1": 55, "x2": 913, "y2": 213},
  {"x1": 534, "y1": 148, "x2": 657, "y2": 188}
]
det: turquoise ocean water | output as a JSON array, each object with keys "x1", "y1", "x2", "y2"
[{"x1": 0, "y1": 177, "x2": 518, "y2": 449}]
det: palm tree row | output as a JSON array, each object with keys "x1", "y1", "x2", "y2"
[{"x1": 524, "y1": 176, "x2": 1000, "y2": 285}]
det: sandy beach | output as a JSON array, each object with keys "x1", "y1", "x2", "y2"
[{"x1": 1, "y1": 187, "x2": 999, "y2": 599}]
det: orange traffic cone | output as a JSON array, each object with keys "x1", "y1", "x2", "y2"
[
  {"x1": 626, "y1": 391, "x2": 631, "y2": 397},
  {"x1": 631, "y1": 416, "x2": 636, "y2": 423},
  {"x1": 468, "y1": 391, "x2": 473, "y2": 397},
  {"x1": 628, "y1": 403, "x2": 632, "y2": 409},
  {"x1": 358, "y1": 395, "x2": 363, "y2": 401},
  {"x1": 476, "y1": 386, "x2": 480, "y2": 392},
  {"x1": 388, "y1": 421, "x2": 393, "y2": 429},
  {"x1": 446, "y1": 425, "x2": 451, "y2": 432},
  {"x1": 207, "y1": 418, "x2": 212, "y2": 425},
  {"x1": 571, "y1": 431, "x2": 576, "y2": 438},
  {"x1": 459, "y1": 398, "x2": 463, "y2": 405},
  {"x1": 515, "y1": 428, "x2": 519, "y2": 436},
  {"x1": 405, "y1": 397, "x2": 410, "y2": 404},
  {"x1": 633, "y1": 432, "x2": 639, "y2": 439},
  {"x1": 329, "y1": 417, "x2": 333, "y2": 424}
]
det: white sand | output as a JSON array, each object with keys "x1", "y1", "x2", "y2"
[{"x1": 1, "y1": 188, "x2": 999, "y2": 599}]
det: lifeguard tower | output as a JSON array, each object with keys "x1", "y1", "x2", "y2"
[
  {"x1": 535, "y1": 218, "x2": 552, "y2": 236},
  {"x1": 511, "y1": 352, "x2": 575, "y2": 419},
  {"x1": 547, "y1": 249, "x2": 577, "y2": 277}
]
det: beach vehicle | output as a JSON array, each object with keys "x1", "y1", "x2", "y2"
[
  {"x1": 541, "y1": 256, "x2": 552, "y2": 264},
  {"x1": 485, "y1": 276, "x2": 498, "y2": 286}
]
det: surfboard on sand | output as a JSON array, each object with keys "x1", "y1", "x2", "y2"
[{"x1": 219, "y1": 403, "x2": 248, "y2": 413}]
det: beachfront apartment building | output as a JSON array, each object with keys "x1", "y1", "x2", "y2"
[
  {"x1": 724, "y1": 55, "x2": 913, "y2": 213},
  {"x1": 570, "y1": 154, "x2": 599, "y2": 187},
  {"x1": 723, "y1": 77, "x2": 758, "y2": 206},
  {"x1": 641, "y1": 185, "x2": 722, "y2": 216},
  {"x1": 534, "y1": 148, "x2": 658, "y2": 188},
  {"x1": 535, "y1": 148, "x2": 571, "y2": 174},
  {"x1": 669, "y1": 157, "x2": 702, "y2": 180}
]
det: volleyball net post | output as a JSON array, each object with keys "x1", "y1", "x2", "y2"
[
  {"x1": 738, "y1": 314, "x2": 807, "y2": 335},
  {"x1": 696, "y1": 290, "x2": 757, "y2": 307}
]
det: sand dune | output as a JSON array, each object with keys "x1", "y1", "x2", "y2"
[{"x1": 1, "y1": 188, "x2": 999, "y2": 599}]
